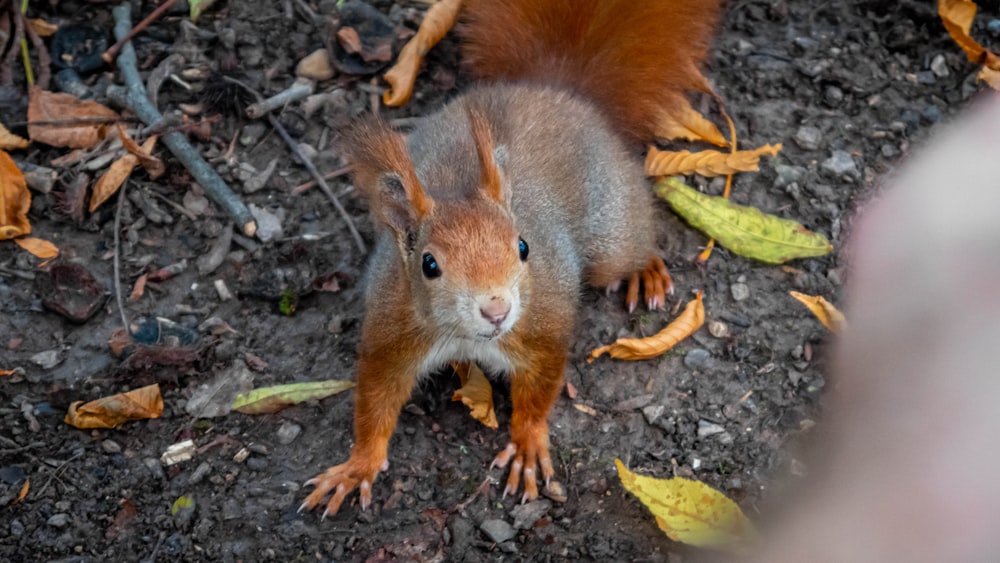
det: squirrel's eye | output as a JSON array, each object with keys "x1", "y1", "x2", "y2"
[
  {"x1": 422, "y1": 253, "x2": 441, "y2": 279},
  {"x1": 518, "y1": 238, "x2": 529, "y2": 261}
]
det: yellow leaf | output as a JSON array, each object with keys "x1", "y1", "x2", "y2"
[
  {"x1": 451, "y1": 362, "x2": 498, "y2": 429},
  {"x1": 14, "y1": 237, "x2": 59, "y2": 259},
  {"x1": 655, "y1": 176, "x2": 833, "y2": 264},
  {"x1": 90, "y1": 153, "x2": 139, "y2": 212},
  {"x1": 13, "y1": 478, "x2": 29, "y2": 505},
  {"x1": 232, "y1": 380, "x2": 355, "y2": 414},
  {"x1": 615, "y1": 459, "x2": 753, "y2": 549},
  {"x1": 589, "y1": 291, "x2": 705, "y2": 362},
  {"x1": 27, "y1": 85, "x2": 119, "y2": 149},
  {"x1": 645, "y1": 144, "x2": 782, "y2": 177},
  {"x1": 0, "y1": 122, "x2": 30, "y2": 150},
  {"x1": 789, "y1": 291, "x2": 847, "y2": 333},
  {"x1": 0, "y1": 150, "x2": 31, "y2": 240},
  {"x1": 977, "y1": 65, "x2": 1000, "y2": 89},
  {"x1": 64, "y1": 384, "x2": 164, "y2": 429},
  {"x1": 654, "y1": 101, "x2": 728, "y2": 147},
  {"x1": 938, "y1": 0, "x2": 987, "y2": 64},
  {"x1": 382, "y1": 0, "x2": 463, "y2": 106}
]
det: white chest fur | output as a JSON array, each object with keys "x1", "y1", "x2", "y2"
[{"x1": 419, "y1": 337, "x2": 515, "y2": 376}]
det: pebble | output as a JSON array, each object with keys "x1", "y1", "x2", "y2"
[
  {"x1": 788, "y1": 369, "x2": 803, "y2": 386},
  {"x1": 240, "y1": 124, "x2": 268, "y2": 147},
  {"x1": 989, "y1": 19, "x2": 1000, "y2": 37},
  {"x1": 277, "y1": 421, "x2": 302, "y2": 445},
  {"x1": 930, "y1": 54, "x2": 949, "y2": 77},
  {"x1": 824, "y1": 85, "x2": 844, "y2": 106},
  {"x1": 793, "y1": 125, "x2": 822, "y2": 150},
  {"x1": 188, "y1": 462, "x2": 212, "y2": 485},
  {"x1": 100, "y1": 439, "x2": 121, "y2": 454},
  {"x1": 922, "y1": 105, "x2": 942, "y2": 124},
  {"x1": 917, "y1": 71, "x2": 936, "y2": 85},
  {"x1": 222, "y1": 498, "x2": 242, "y2": 521},
  {"x1": 730, "y1": 282, "x2": 750, "y2": 301},
  {"x1": 246, "y1": 457, "x2": 269, "y2": 472},
  {"x1": 697, "y1": 420, "x2": 726, "y2": 438},
  {"x1": 821, "y1": 150, "x2": 858, "y2": 177},
  {"x1": 611, "y1": 394, "x2": 655, "y2": 412},
  {"x1": 143, "y1": 458, "x2": 165, "y2": 480},
  {"x1": 47, "y1": 513, "x2": 70, "y2": 528},
  {"x1": 708, "y1": 320, "x2": 729, "y2": 338},
  {"x1": 805, "y1": 183, "x2": 836, "y2": 201},
  {"x1": 642, "y1": 405, "x2": 665, "y2": 425},
  {"x1": 480, "y1": 519, "x2": 516, "y2": 543},
  {"x1": 772, "y1": 164, "x2": 805, "y2": 188},
  {"x1": 249, "y1": 204, "x2": 284, "y2": 243},
  {"x1": 683, "y1": 348, "x2": 712, "y2": 370},
  {"x1": 30, "y1": 349, "x2": 62, "y2": 369},
  {"x1": 9, "y1": 519, "x2": 24, "y2": 537}
]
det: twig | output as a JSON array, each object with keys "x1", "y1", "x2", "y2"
[
  {"x1": 0, "y1": 441, "x2": 45, "y2": 455},
  {"x1": 108, "y1": 4, "x2": 257, "y2": 237},
  {"x1": 113, "y1": 181, "x2": 131, "y2": 332},
  {"x1": 244, "y1": 78, "x2": 314, "y2": 119},
  {"x1": 37, "y1": 450, "x2": 84, "y2": 497},
  {"x1": 102, "y1": 0, "x2": 179, "y2": 64},
  {"x1": 289, "y1": 165, "x2": 352, "y2": 195},
  {"x1": 3, "y1": 2, "x2": 24, "y2": 85}
]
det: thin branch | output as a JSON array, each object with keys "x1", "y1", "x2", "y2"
[
  {"x1": 102, "y1": 0, "x2": 179, "y2": 64},
  {"x1": 18, "y1": 9, "x2": 51, "y2": 89},
  {"x1": 113, "y1": 181, "x2": 131, "y2": 332}
]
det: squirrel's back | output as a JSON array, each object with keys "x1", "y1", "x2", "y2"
[{"x1": 459, "y1": 0, "x2": 724, "y2": 144}]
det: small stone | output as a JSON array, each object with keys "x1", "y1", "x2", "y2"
[
  {"x1": 611, "y1": 394, "x2": 655, "y2": 412},
  {"x1": 47, "y1": 513, "x2": 70, "y2": 528},
  {"x1": 697, "y1": 420, "x2": 726, "y2": 438},
  {"x1": 277, "y1": 421, "x2": 302, "y2": 445},
  {"x1": 793, "y1": 126, "x2": 821, "y2": 150},
  {"x1": 143, "y1": 458, "x2": 165, "y2": 480},
  {"x1": 821, "y1": 150, "x2": 858, "y2": 177},
  {"x1": 988, "y1": 19, "x2": 1000, "y2": 38},
  {"x1": 30, "y1": 349, "x2": 62, "y2": 369},
  {"x1": 246, "y1": 457, "x2": 269, "y2": 472},
  {"x1": 9, "y1": 519, "x2": 24, "y2": 537},
  {"x1": 100, "y1": 439, "x2": 122, "y2": 454},
  {"x1": 642, "y1": 405, "x2": 665, "y2": 425},
  {"x1": 823, "y1": 85, "x2": 844, "y2": 106},
  {"x1": 233, "y1": 448, "x2": 250, "y2": 463},
  {"x1": 222, "y1": 498, "x2": 242, "y2": 521},
  {"x1": 480, "y1": 519, "x2": 516, "y2": 543},
  {"x1": 930, "y1": 54, "x2": 949, "y2": 77},
  {"x1": 718, "y1": 432, "x2": 734, "y2": 445},
  {"x1": 239, "y1": 124, "x2": 267, "y2": 147},
  {"x1": 922, "y1": 105, "x2": 942, "y2": 124},
  {"x1": 243, "y1": 159, "x2": 278, "y2": 193},
  {"x1": 773, "y1": 164, "x2": 805, "y2": 188},
  {"x1": 788, "y1": 369, "x2": 803, "y2": 386},
  {"x1": 806, "y1": 183, "x2": 836, "y2": 201},
  {"x1": 249, "y1": 204, "x2": 284, "y2": 243},
  {"x1": 296, "y1": 48, "x2": 335, "y2": 81},
  {"x1": 189, "y1": 462, "x2": 212, "y2": 485},
  {"x1": 917, "y1": 71, "x2": 936, "y2": 85},
  {"x1": 880, "y1": 143, "x2": 899, "y2": 158},
  {"x1": 708, "y1": 320, "x2": 728, "y2": 338},
  {"x1": 730, "y1": 282, "x2": 750, "y2": 301},
  {"x1": 683, "y1": 348, "x2": 712, "y2": 370}
]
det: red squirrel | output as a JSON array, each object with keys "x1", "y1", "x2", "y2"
[{"x1": 300, "y1": 0, "x2": 724, "y2": 517}]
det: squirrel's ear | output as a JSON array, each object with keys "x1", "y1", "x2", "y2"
[
  {"x1": 340, "y1": 118, "x2": 433, "y2": 238},
  {"x1": 467, "y1": 106, "x2": 509, "y2": 206}
]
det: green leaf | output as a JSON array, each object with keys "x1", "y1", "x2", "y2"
[
  {"x1": 189, "y1": 0, "x2": 217, "y2": 22},
  {"x1": 232, "y1": 380, "x2": 355, "y2": 415},
  {"x1": 171, "y1": 495, "x2": 194, "y2": 516},
  {"x1": 654, "y1": 177, "x2": 833, "y2": 264}
]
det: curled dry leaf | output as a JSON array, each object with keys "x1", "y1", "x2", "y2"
[
  {"x1": 0, "y1": 122, "x2": 30, "y2": 150},
  {"x1": 14, "y1": 237, "x2": 60, "y2": 260},
  {"x1": 118, "y1": 124, "x2": 164, "y2": 178},
  {"x1": 0, "y1": 150, "x2": 31, "y2": 240},
  {"x1": 27, "y1": 85, "x2": 119, "y2": 149},
  {"x1": 382, "y1": 0, "x2": 463, "y2": 106},
  {"x1": 27, "y1": 18, "x2": 58, "y2": 37},
  {"x1": 654, "y1": 100, "x2": 728, "y2": 147},
  {"x1": 938, "y1": 0, "x2": 999, "y2": 67},
  {"x1": 232, "y1": 380, "x2": 355, "y2": 415},
  {"x1": 789, "y1": 291, "x2": 847, "y2": 333},
  {"x1": 90, "y1": 153, "x2": 139, "y2": 212},
  {"x1": 589, "y1": 291, "x2": 705, "y2": 362},
  {"x1": 655, "y1": 176, "x2": 833, "y2": 264},
  {"x1": 977, "y1": 66, "x2": 1000, "y2": 89},
  {"x1": 645, "y1": 144, "x2": 782, "y2": 177},
  {"x1": 1, "y1": 369, "x2": 18, "y2": 377},
  {"x1": 615, "y1": 459, "x2": 753, "y2": 549},
  {"x1": 64, "y1": 384, "x2": 164, "y2": 429},
  {"x1": 13, "y1": 479, "x2": 30, "y2": 506},
  {"x1": 451, "y1": 362, "x2": 498, "y2": 429}
]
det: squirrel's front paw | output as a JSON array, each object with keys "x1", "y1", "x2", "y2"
[
  {"x1": 300, "y1": 455, "x2": 388, "y2": 518},
  {"x1": 490, "y1": 421, "x2": 555, "y2": 503},
  {"x1": 626, "y1": 256, "x2": 674, "y2": 312}
]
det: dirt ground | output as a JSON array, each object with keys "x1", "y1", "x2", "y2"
[{"x1": 0, "y1": 0, "x2": 988, "y2": 561}]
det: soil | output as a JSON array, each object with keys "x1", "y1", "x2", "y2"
[{"x1": 0, "y1": 0, "x2": 988, "y2": 561}]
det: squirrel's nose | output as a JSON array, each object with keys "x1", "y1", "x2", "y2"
[{"x1": 480, "y1": 299, "x2": 510, "y2": 326}]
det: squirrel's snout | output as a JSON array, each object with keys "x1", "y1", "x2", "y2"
[{"x1": 480, "y1": 298, "x2": 511, "y2": 327}]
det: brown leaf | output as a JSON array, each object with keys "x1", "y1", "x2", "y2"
[
  {"x1": 451, "y1": 362, "x2": 498, "y2": 429},
  {"x1": 117, "y1": 125, "x2": 165, "y2": 179},
  {"x1": 0, "y1": 369, "x2": 17, "y2": 377},
  {"x1": 939, "y1": 0, "x2": 987, "y2": 64},
  {"x1": 654, "y1": 101, "x2": 728, "y2": 147},
  {"x1": 105, "y1": 498, "x2": 137, "y2": 539},
  {"x1": 0, "y1": 122, "x2": 30, "y2": 150},
  {"x1": 645, "y1": 144, "x2": 782, "y2": 177},
  {"x1": 588, "y1": 291, "x2": 705, "y2": 362},
  {"x1": 12, "y1": 478, "x2": 29, "y2": 505},
  {"x1": 27, "y1": 85, "x2": 119, "y2": 149},
  {"x1": 789, "y1": 291, "x2": 847, "y2": 333},
  {"x1": 977, "y1": 65, "x2": 1000, "y2": 90},
  {"x1": 382, "y1": 0, "x2": 462, "y2": 106},
  {"x1": 90, "y1": 153, "x2": 139, "y2": 212},
  {"x1": 64, "y1": 384, "x2": 164, "y2": 429},
  {"x1": 27, "y1": 18, "x2": 58, "y2": 37},
  {"x1": 129, "y1": 273, "x2": 148, "y2": 302},
  {"x1": 0, "y1": 150, "x2": 31, "y2": 240},
  {"x1": 14, "y1": 237, "x2": 60, "y2": 259}
]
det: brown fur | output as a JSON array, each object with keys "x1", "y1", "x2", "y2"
[{"x1": 459, "y1": 0, "x2": 724, "y2": 144}]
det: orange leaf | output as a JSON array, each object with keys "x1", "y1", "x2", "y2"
[
  {"x1": 27, "y1": 85, "x2": 119, "y2": 149},
  {"x1": 27, "y1": 18, "x2": 58, "y2": 37},
  {"x1": 0, "y1": 122, "x2": 30, "y2": 150},
  {"x1": 655, "y1": 101, "x2": 728, "y2": 147},
  {"x1": 977, "y1": 66, "x2": 1000, "y2": 90},
  {"x1": 789, "y1": 291, "x2": 847, "y2": 333},
  {"x1": 129, "y1": 273, "x2": 148, "y2": 302},
  {"x1": 451, "y1": 362, "x2": 498, "y2": 429},
  {"x1": 938, "y1": 0, "x2": 987, "y2": 64},
  {"x1": 117, "y1": 124, "x2": 165, "y2": 179},
  {"x1": 588, "y1": 291, "x2": 705, "y2": 362},
  {"x1": 382, "y1": 0, "x2": 463, "y2": 106},
  {"x1": 0, "y1": 150, "x2": 31, "y2": 240},
  {"x1": 64, "y1": 384, "x2": 164, "y2": 429},
  {"x1": 14, "y1": 237, "x2": 60, "y2": 259},
  {"x1": 12, "y1": 478, "x2": 29, "y2": 505},
  {"x1": 645, "y1": 143, "x2": 782, "y2": 177},
  {"x1": 90, "y1": 153, "x2": 140, "y2": 212},
  {"x1": 0, "y1": 369, "x2": 16, "y2": 377}
]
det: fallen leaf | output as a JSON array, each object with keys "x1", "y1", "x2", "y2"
[
  {"x1": 129, "y1": 273, "x2": 148, "y2": 302},
  {"x1": 27, "y1": 18, "x2": 58, "y2": 37},
  {"x1": 977, "y1": 65, "x2": 1000, "y2": 90},
  {"x1": 12, "y1": 478, "x2": 29, "y2": 505},
  {"x1": 117, "y1": 125, "x2": 164, "y2": 178},
  {"x1": 232, "y1": 379, "x2": 355, "y2": 415},
  {"x1": 64, "y1": 384, "x2": 164, "y2": 429},
  {"x1": 14, "y1": 237, "x2": 59, "y2": 259},
  {"x1": 0, "y1": 150, "x2": 31, "y2": 240},
  {"x1": 615, "y1": 459, "x2": 753, "y2": 549},
  {"x1": 789, "y1": 291, "x2": 847, "y2": 333},
  {"x1": 565, "y1": 381, "x2": 578, "y2": 399},
  {"x1": 0, "y1": 122, "x2": 30, "y2": 150},
  {"x1": 654, "y1": 100, "x2": 728, "y2": 147},
  {"x1": 0, "y1": 369, "x2": 17, "y2": 376},
  {"x1": 171, "y1": 495, "x2": 195, "y2": 515},
  {"x1": 451, "y1": 362, "x2": 498, "y2": 429},
  {"x1": 105, "y1": 498, "x2": 137, "y2": 539},
  {"x1": 189, "y1": 0, "x2": 218, "y2": 22},
  {"x1": 296, "y1": 48, "x2": 335, "y2": 81},
  {"x1": 574, "y1": 404, "x2": 598, "y2": 416},
  {"x1": 645, "y1": 144, "x2": 782, "y2": 177},
  {"x1": 382, "y1": 0, "x2": 463, "y2": 106},
  {"x1": 938, "y1": 0, "x2": 993, "y2": 65},
  {"x1": 27, "y1": 85, "x2": 119, "y2": 149},
  {"x1": 589, "y1": 291, "x2": 705, "y2": 362},
  {"x1": 90, "y1": 153, "x2": 139, "y2": 212},
  {"x1": 655, "y1": 176, "x2": 832, "y2": 264}
]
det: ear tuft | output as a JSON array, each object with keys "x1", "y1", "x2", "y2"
[{"x1": 466, "y1": 105, "x2": 506, "y2": 205}]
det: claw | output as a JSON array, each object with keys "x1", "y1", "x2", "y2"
[{"x1": 297, "y1": 501, "x2": 309, "y2": 513}]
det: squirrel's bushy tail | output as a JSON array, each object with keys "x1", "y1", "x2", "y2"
[{"x1": 459, "y1": 0, "x2": 724, "y2": 144}]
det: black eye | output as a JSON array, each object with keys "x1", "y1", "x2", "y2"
[
  {"x1": 422, "y1": 253, "x2": 441, "y2": 279},
  {"x1": 518, "y1": 238, "x2": 529, "y2": 261}
]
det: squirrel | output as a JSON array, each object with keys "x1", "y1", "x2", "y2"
[{"x1": 300, "y1": 0, "x2": 724, "y2": 517}]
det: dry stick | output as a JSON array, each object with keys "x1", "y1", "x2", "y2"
[
  {"x1": 113, "y1": 181, "x2": 131, "y2": 332},
  {"x1": 18, "y1": 9, "x2": 51, "y2": 89},
  {"x1": 107, "y1": 4, "x2": 257, "y2": 237},
  {"x1": 289, "y1": 165, "x2": 352, "y2": 195},
  {"x1": 12, "y1": 116, "x2": 139, "y2": 127},
  {"x1": 101, "y1": 0, "x2": 178, "y2": 64},
  {"x1": 2, "y1": 3, "x2": 24, "y2": 85},
  {"x1": 244, "y1": 79, "x2": 314, "y2": 119}
]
